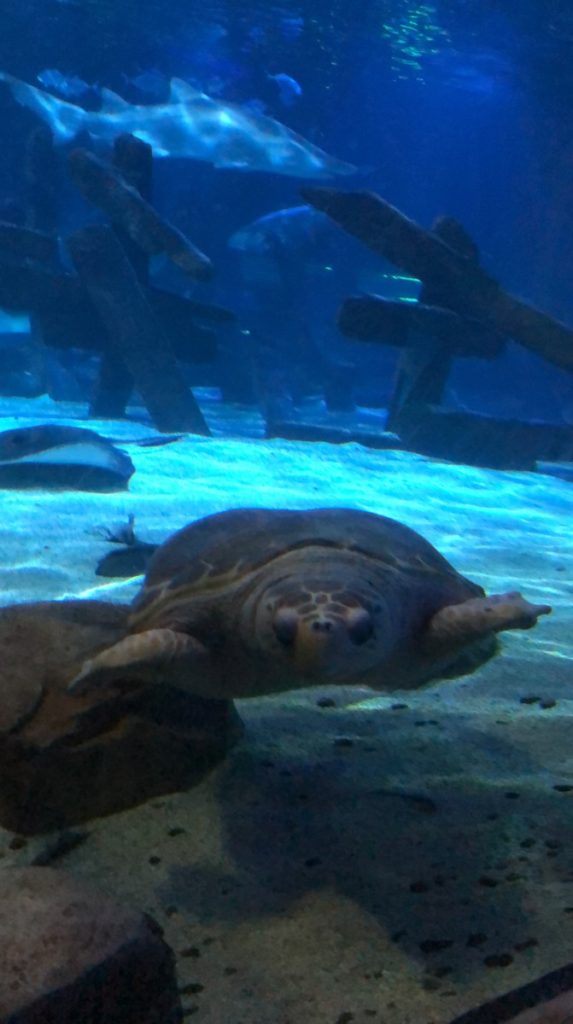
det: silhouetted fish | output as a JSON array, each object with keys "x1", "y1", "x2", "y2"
[
  {"x1": 0, "y1": 425, "x2": 135, "y2": 490},
  {"x1": 93, "y1": 512, "x2": 158, "y2": 577},
  {"x1": 228, "y1": 204, "x2": 331, "y2": 254},
  {"x1": 95, "y1": 543, "x2": 157, "y2": 577}
]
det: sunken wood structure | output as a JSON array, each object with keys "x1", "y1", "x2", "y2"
[
  {"x1": 302, "y1": 186, "x2": 573, "y2": 470},
  {"x1": 0, "y1": 129, "x2": 236, "y2": 432}
]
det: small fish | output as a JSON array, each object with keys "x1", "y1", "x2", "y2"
[
  {"x1": 93, "y1": 513, "x2": 157, "y2": 577},
  {"x1": 0, "y1": 425, "x2": 135, "y2": 491},
  {"x1": 0, "y1": 72, "x2": 356, "y2": 179},
  {"x1": 228, "y1": 204, "x2": 331, "y2": 255},
  {"x1": 36, "y1": 68, "x2": 92, "y2": 100},
  {"x1": 267, "y1": 72, "x2": 303, "y2": 108},
  {"x1": 95, "y1": 543, "x2": 157, "y2": 578}
]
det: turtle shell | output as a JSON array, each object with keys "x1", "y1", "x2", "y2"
[{"x1": 129, "y1": 507, "x2": 481, "y2": 625}]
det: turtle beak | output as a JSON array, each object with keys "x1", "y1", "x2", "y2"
[
  {"x1": 293, "y1": 621, "x2": 335, "y2": 677},
  {"x1": 272, "y1": 605, "x2": 375, "y2": 680},
  {"x1": 273, "y1": 607, "x2": 342, "y2": 678}
]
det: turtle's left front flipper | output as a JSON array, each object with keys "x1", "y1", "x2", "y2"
[
  {"x1": 422, "y1": 591, "x2": 552, "y2": 657},
  {"x1": 67, "y1": 628, "x2": 209, "y2": 696}
]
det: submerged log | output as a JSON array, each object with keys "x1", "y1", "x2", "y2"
[
  {"x1": 398, "y1": 404, "x2": 573, "y2": 470},
  {"x1": 150, "y1": 288, "x2": 235, "y2": 326},
  {"x1": 113, "y1": 133, "x2": 153, "y2": 202},
  {"x1": 302, "y1": 187, "x2": 573, "y2": 372},
  {"x1": 150, "y1": 284, "x2": 235, "y2": 327},
  {"x1": 386, "y1": 338, "x2": 452, "y2": 427},
  {"x1": 0, "y1": 262, "x2": 221, "y2": 363},
  {"x1": 384, "y1": 216, "x2": 495, "y2": 430},
  {"x1": 0, "y1": 220, "x2": 58, "y2": 265},
  {"x1": 90, "y1": 134, "x2": 155, "y2": 418},
  {"x1": 69, "y1": 147, "x2": 213, "y2": 282},
  {"x1": 266, "y1": 420, "x2": 400, "y2": 449},
  {"x1": 68, "y1": 225, "x2": 211, "y2": 434},
  {"x1": 24, "y1": 124, "x2": 58, "y2": 234},
  {"x1": 89, "y1": 346, "x2": 135, "y2": 421},
  {"x1": 90, "y1": 136, "x2": 153, "y2": 417},
  {"x1": 0, "y1": 262, "x2": 70, "y2": 313},
  {"x1": 111, "y1": 133, "x2": 153, "y2": 282},
  {"x1": 339, "y1": 296, "x2": 504, "y2": 358},
  {"x1": 302, "y1": 187, "x2": 499, "y2": 302}
]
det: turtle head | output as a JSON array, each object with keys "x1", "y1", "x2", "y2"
[{"x1": 247, "y1": 571, "x2": 385, "y2": 683}]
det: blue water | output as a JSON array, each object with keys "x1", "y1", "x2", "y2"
[
  {"x1": 0, "y1": 1, "x2": 571, "y2": 428},
  {"x1": 0, "y1": 2, "x2": 573, "y2": 1021}
]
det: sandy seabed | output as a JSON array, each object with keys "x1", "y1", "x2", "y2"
[{"x1": 1, "y1": 391, "x2": 572, "y2": 1024}]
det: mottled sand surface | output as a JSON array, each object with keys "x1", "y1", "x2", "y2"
[{"x1": 1, "y1": 393, "x2": 572, "y2": 1024}]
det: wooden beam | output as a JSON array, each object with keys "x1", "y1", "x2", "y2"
[
  {"x1": 338, "y1": 296, "x2": 504, "y2": 358},
  {"x1": 0, "y1": 220, "x2": 57, "y2": 265},
  {"x1": 302, "y1": 187, "x2": 573, "y2": 372},
  {"x1": 89, "y1": 134, "x2": 155, "y2": 418},
  {"x1": 69, "y1": 147, "x2": 213, "y2": 283},
  {"x1": 67, "y1": 225, "x2": 211, "y2": 434},
  {"x1": 0, "y1": 263, "x2": 222, "y2": 364}
]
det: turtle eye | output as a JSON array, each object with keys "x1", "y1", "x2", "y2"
[
  {"x1": 273, "y1": 607, "x2": 298, "y2": 646},
  {"x1": 346, "y1": 608, "x2": 374, "y2": 645}
]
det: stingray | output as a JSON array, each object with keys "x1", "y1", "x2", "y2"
[{"x1": 0, "y1": 424, "x2": 135, "y2": 491}]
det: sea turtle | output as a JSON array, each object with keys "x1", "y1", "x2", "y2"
[{"x1": 68, "y1": 507, "x2": 551, "y2": 700}]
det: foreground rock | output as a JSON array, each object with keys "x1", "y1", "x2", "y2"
[
  {"x1": 0, "y1": 600, "x2": 242, "y2": 834},
  {"x1": 0, "y1": 867, "x2": 182, "y2": 1023}
]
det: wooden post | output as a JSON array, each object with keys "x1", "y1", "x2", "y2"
[
  {"x1": 112, "y1": 133, "x2": 153, "y2": 280},
  {"x1": 68, "y1": 147, "x2": 213, "y2": 282},
  {"x1": 0, "y1": 261, "x2": 224, "y2": 365},
  {"x1": 302, "y1": 187, "x2": 573, "y2": 372},
  {"x1": 67, "y1": 225, "x2": 210, "y2": 434},
  {"x1": 89, "y1": 134, "x2": 153, "y2": 418},
  {"x1": 387, "y1": 216, "x2": 487, "y2": 430},
  {"x1": 338, "y1": 296, "x2": 504, "y2": 357},
  {"x1": 24, "y1": 126, "x2": 58, "y2": 236}
]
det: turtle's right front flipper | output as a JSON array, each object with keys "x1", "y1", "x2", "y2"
[
  {"x1": 422, "y1": 591, "x2": 552, "y2": 657},
  {"x1": 67, "y1": 628, "x2": 209, "y2": 695}
]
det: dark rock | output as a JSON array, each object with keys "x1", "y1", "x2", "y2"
[
  {"x1": 0, "y1": 600, "x2": 242, "y2": 834},
  {"x1": 0, "y1": 867, "x2": 182, "y2": 1023}
]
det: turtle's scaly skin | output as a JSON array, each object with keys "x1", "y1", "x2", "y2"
[{"x1": 68, "y1": 508, "x2": 551, "y2": 699}]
